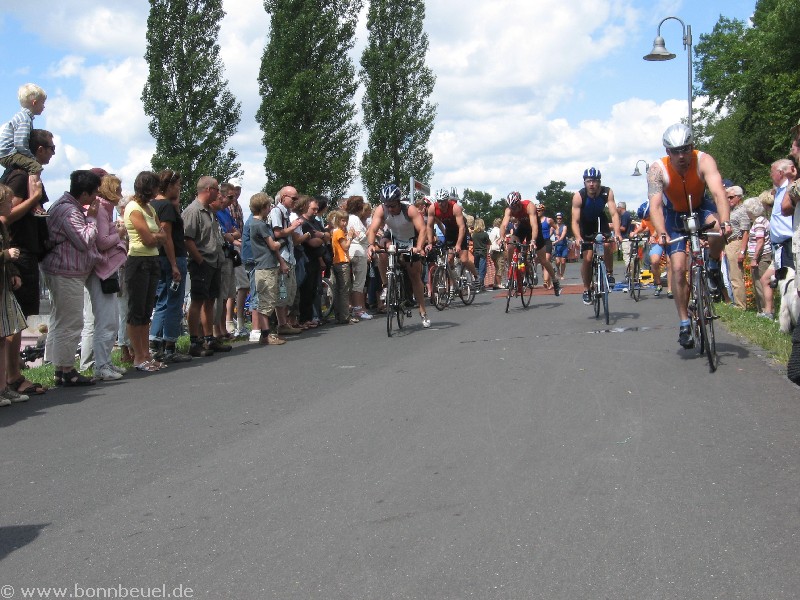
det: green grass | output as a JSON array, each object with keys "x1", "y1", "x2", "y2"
[
  {"x1": 19, "y1": 333, "x2": 197, "y2": 389},
  {"x1": 715, "y1": 303, "x2": 791, "y2": 365}
]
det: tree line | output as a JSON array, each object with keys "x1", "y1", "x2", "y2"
[{"x1": 142, "y1": 0, "x2": 435, "y2": 206}]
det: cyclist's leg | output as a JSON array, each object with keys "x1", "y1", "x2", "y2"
[
  {"x1": 459, "y1": 248, "x2": 479, "y2": 279},
  {"x1": 536, "y1": 246, "x2": 557, "y2": 283},
  {"x1": 581, "y1": 245, "x2": 593, "y2": 291},
  {"x1": 404, "y1": 259, "x2": 428, "y2": 317},
  {"x1": 668, "y1": 248, "x2": 690, "y2": 321},
  {"x1": 650, "y1": 243, "x2": 664, "y2": 287}
]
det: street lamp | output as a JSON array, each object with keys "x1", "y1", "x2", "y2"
[
  {"x1": 643, "y1": 16, "x2": 693, "y2": 135},
  {"x1": 631, "y1": 160, "x2": 650, "y2": 177}
]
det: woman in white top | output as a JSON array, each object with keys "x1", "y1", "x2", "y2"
[
  {"x1": 346, "y1": 196, "x2": 372, "y2": 320},
  {"x1": 488, "y1": 218, "x2": 505, "y2": 289}
]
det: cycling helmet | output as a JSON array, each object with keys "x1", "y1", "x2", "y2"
[
  {"x1": 662, "y1": 123, "x2": 693, "y2": 149},
  {"x1": 583, "y1": 167, "x2": 601, "y2": 180},
  {"x1": 637, "y1": 201, "x2": 650, "y2": 220},
  {"x1": 435, "y1": 188, "x2": 450, "y2": 202},
  {"x1": 506, "y1": 191, "x2": 521, "y2": 207},
  {"x1": 380, "y1": 183, "x2": 402, "y2": 204}
]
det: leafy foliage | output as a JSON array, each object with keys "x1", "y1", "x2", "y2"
[
  {"x1": 535, "y1": 181, "x2": 573, "y2": 228},
  {"x1": 359, "y1": 0, "x2": 436, "y2": 203},
  {"x1": 694, "y1": 0, "x2": 800, "y2": 195},
  {"x1": 142, "y1": 0, "x2": 242, "y2": 207},
  {"x1": 257, "y1": 0, "x2": 361, "y2": 199},
  {"x1": 461, "y1": 189, "x2": 504, "y2": 225}
]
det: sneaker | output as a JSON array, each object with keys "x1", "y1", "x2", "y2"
[
  {"x1": 582, "y1": 290, "x2": 591, "y2": 305},
  {"x1": 1, "y1": 387, "x2": 29, "y2": 403},
  {"x1": 0, "y1": 396, "x2": 9, "y2": 407},
  {"x1": 95, "y1": 364, "x2": 123, "y2": 381},
  {"x1": 207, "y1": 338, "x2": 233, "y2": 352},
  {"x1": 277, "y1": 324, "x2": 303, "y2": 335},
  {"x1": 109, "y1": 363, "x2": 128, "y2": 374},
  {"x1": 607, "y1": 274, "x2": 615, "y2": 285},
  {"x1": 358, "y1": 311, "x2": 373, "y2": 320},
  {"x1": 654, "y1": 285, "x2": 662, "y2": 298},
  {"x1": 162, "y1": 350, "x2": 193, "y2": 363},
  {"x1": 421, "y1": 313, "x2": 431, "y2": 328},
  {"x1": 263, "y1": 333, "x2": 286, "y2": 345},
  {"x1": 189, "y1": 343, "x2": 213, "y2": 357},
  {"x1": 234, "y1": 328, "x2": 249, "y2": 340},
  {"x1": 678, "y1": 325, "x2": 694, "y2": 349},
  {"x1": 553, "y1": 280, "x2": 562, "y2": 296},
  {"x1": 249, "y1": 329, "x2": 262, "y2": 342},
  {"x1": 758, "y1": 312, "x2": 775, "y2": 320},
  {"x1": 667, "y1": 290, "x2": 674, "y2": 299}
]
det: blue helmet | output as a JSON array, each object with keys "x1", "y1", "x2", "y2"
[
  {"x1": 583, "y1": 167, "x2": 601, "y2": 180},
  {"x1": 380, "y1": 183, "x2": 402, "y2": 204},
  {"x1": 637, "y1": 201, "x2": 650, "y2": 220}
]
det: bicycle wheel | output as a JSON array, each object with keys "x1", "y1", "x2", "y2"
[
  {"x1": 602, "y1": 272, "x2": 610, "y2": 325},
  {"x1": 593, "y1": 264, "x2": 601, "y2": 319},
  {"x1": 320, "y1": 277, "x2": 334, "y2": 319},
  {"x1": 696, "y1": 273, "x2": 718, "y2": 371},
  {"x1": 630, "y1": 258, "x2": 641, "y2": 302},
  {"x1": 385, "y1": 274, "x2": 396, "y2": 337},
  {"x1": 505, "y1": 265, "x2": 516, "y2": 313},
  {"x1": 431, "y1": 267, "x2": 449, "y2": 311},
  {"x1": 520, "y1": 269, "x2": 533, "y2": 307},
  {"x1": 395, "y1": 275, "x2": 405, "y2": 330},
  {"x1": 458, "y1": 268, "x2": 477, "y2": 305}
]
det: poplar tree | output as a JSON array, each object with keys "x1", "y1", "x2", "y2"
[
  {"x1": 142, "y1": 0, "x2": 242, "y2": 205},
  {"x1": 360, "y1": 0, "x2": 436, "y2": 202},
  {"x1": 256, "y1": 0, "x2": 361, "y2": 198}
]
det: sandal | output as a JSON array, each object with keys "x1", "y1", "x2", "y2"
[
  {"x1": 56, "y1": 369, "x2": 96, "y2": 387},
  {"x1": 9, "y1": 376, "x2": 46, "y2": 395},
  {"x1": 135, "y1": 360, "x2": 160, "y2": 373}
]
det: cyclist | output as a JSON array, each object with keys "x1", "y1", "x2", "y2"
[
  {"x1": 366, "y1": 183, "x2": 431, "y2": 328},
  {"x1": 536, "y1": 203, "x2": 555, "y2": 288},
  {"x1": 631, "y1": 202, "x2": 666, "y2": 297},
  {"x1": 426, "y1": 189, "x2": 479, "y2": 284},
  {"x1": 571, "y1": 167, "x2": 622, "y2": 304},
  {"x1": 647, "y1": 123, "x2": 731, "y2": 349},
  {"x1": 499, "y1": 192, "x2": 561, "y2": 296}
]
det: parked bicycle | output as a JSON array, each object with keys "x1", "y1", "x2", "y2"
[
  {"x1": 505, "y1": 242, "x2": 535, "y2": 313},
  {"x1": 430, "y1": 243, "x2": 477, "y2": 311},
  {"x1": 624, "y1": 235, "x2": 645, "y2": 302},
  {"x1": 667, "y1": 213, "x2": 721, "y2": 372}
]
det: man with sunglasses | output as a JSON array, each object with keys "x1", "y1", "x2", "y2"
[
  {"x1": 647, "y1": 123, "x2": 731, "y2": 349},
  {"x1": 366, "y1": 183, "x2": 431, "y2": 328}
]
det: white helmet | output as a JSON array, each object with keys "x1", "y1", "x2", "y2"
[{"x1": 662, "y1": 123, "x2": 693, "y2": 149}]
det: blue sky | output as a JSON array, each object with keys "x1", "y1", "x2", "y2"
[{"x1": 0, "y1": 0, "x2": 758, "y2": 216}]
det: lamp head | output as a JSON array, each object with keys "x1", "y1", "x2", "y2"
[{"x1": 643, "y1": 36, "x2": 676, "y2": 61}]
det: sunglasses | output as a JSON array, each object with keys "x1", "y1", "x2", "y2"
[{"x1": 667, "y1": 145, "x2": 693, "y2": 155}]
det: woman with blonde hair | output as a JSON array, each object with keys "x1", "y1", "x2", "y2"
[{"x1": 83, "y1": 173, "x2": 128, "y2": 380}]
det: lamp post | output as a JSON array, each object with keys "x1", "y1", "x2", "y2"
[
  {"x1": 643, "y1": 16, "x2": 693, "y2": 135},
  {"x1": 631, "y1": 160, "x2": 650, "y2": 177}
]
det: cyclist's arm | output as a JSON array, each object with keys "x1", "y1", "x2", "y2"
[
  {"x1": 453, "y1": 203, "x2": 467, "y2": 251},
  {"x1": 408, "y1": 204, "x2": 427, "y2": 254},
  {"x1": 606, "y1": 189, "x2": 622, "y2": 240},
  {"x1": 527, "y1": 203, "x2": 539, "y2": 245},
  {"x1": 570, "y1": 192, "x2": 583, "y2": 245},
  {"x1": 499, "y1": 209, "x2": 511, "y2": 243},
  {"x1": 366, "y1": 206, "x2": 385, "y2": 257},
  {"x1": 426, "y1": 204, "x2": 437, "y2": 247},
  {"x1": 647, "y1": 162, "x2": 668, "y2": 242},
  {"x1": 698, "y1": 152, "x2": 730, "y2": 229}
]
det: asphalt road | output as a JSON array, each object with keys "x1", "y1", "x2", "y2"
[{"x1": 2, "y1": 269, "x2": 799, "y2": 600}]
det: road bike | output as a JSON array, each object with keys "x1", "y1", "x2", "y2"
[
  {"x1": 667, "y1": 214, "x2": 721, "y2": 372},
  {"x1": 588, "y1": 233, "x2": 612, "y2": 324},
  {"x1": 624, "y1": 235, "x2": 645, "y2": 302},
  {"x1": 505, "y1": 242, "x2": 535, "y2": 313},
  {"x1": 378, "y1": 245, "x2": 415, "y2": 337},
  {"x1": 430, "y1": 243, "x2": 477, "y2": 311}
]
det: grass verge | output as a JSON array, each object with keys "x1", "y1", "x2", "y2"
[{"x1": 715, "y1": 303, "x2": 791, "y2": 365}]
